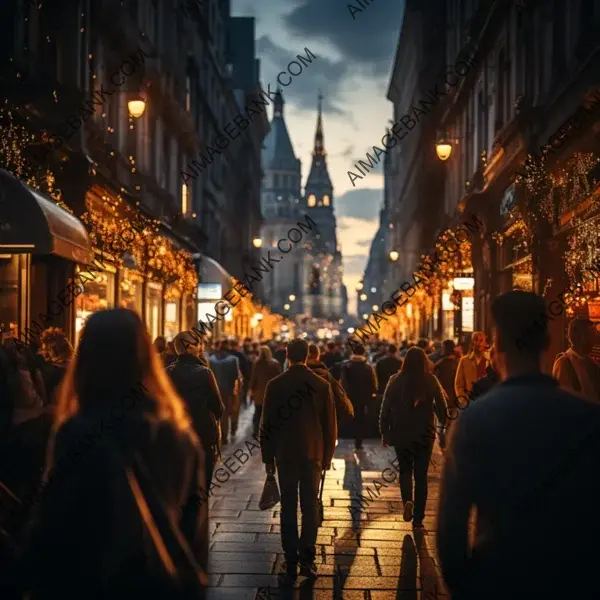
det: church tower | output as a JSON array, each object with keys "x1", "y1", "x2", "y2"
[{"x1": 300, "y1": 93, "x2": 345, "y2": 319}]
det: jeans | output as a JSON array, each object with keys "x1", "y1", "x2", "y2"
[
  {"x1": 276, "y1": 460, "x2": 322, "y2": 566},
  {"x1": 394, "y1": 441, "x2": 434, "y2": 521},
  {"x1": 252, "y1": 404, "x2": 263, "y2": 437}
]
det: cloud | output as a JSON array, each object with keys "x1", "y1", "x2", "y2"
[
  {"x1": 335, "y1": 188, "x2": 382, "y2": 221},
  {"x1": 284, "y1": 0, "x2": 405, "y2": 78},
  {"x1": 255, "y1": 35, "x2": 349, "y2": 116}
]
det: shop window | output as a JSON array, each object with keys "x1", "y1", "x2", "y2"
[
  {"x1": 118, "y1": 268, "x2": 143, "y2": 315},
  {"x1": 164, "y1": 286, "x2": 182, "y2": 341},
  {"x1": 146, "y1": 280, "x2": 163, "y2": 341},
  {"x1": 184, "y1": 293, "x2": 196, "y2": 330},
  {"x1": 0, "y1": 254, "x2": 20, "y2": 337},
  {"x1": 75, "y1": 265, "x2": 116, "y2": 341}
]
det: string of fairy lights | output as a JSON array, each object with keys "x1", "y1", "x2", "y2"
[{"x1": 0, "y1": 7, "x2": 199, "y2": 296}]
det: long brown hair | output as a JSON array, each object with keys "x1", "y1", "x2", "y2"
[
  {"x1": 53, "y1": 309, "x2": 194, "y2": 442},
  {"x1": 399, "y1": 346, "x2": 429, "y2": 406},
  {"x1": 257, "y1": 345, "x2": 273, "y2": 363}
]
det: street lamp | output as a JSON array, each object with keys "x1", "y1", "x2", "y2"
[
  {"x1": 284, "y1": 303, "x2": 290, "y2": 310},
  {"x1": 389, "y1": 250, "x2": 399, "y2": 262},
  {"x1": 362, "y1": 313, "x2": 369, "y2": 320},
  {"x1": 289, "y1": 294, "x2": 296, "y2": 301},
  {"x1": 435, "y1": 131, "x2": 456, "y2": 161},
  {"x1": 252, "y1": 237, "x2": 263, "y2": 248},
  {"x1": 254, "y1": 312, "x2": 263, "y2": 321},
  {"x1": 370, "y1": 287, "x2": 377, "y2": 293},
  {"x1": 127, "y1": 95, "x2": 147, "y2": 118},
  {"x1": 360, "y1": 293, "x2": 367, "y2": 301},
  {"x1": 355, "y1": 281, "x2": 363, "y2": 291},
  {"x1": 347, "y1": 327, "x2": 355, "y2": 333},
  {"x1": 372, "y1": 304, "x2": 379, "y2": 311}
]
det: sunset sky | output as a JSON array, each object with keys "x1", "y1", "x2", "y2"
[{"x1": 232, "y1": 0, "x2": 405, "y2": 314}]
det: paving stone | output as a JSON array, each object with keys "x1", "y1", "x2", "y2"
[{"x1": 211, "y1": 532, "x2": 258, "y2": 543}]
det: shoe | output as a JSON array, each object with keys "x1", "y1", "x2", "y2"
[
  {"x1": 403, "y1": 500, "x2": 414, "y2": 522},
  {"x1": 278, "y1": 563, "x2": 298, "y2": 587},
  {"x1": 413, "y1": 519, "x2": 424, "y2": 528},
  {"x1": 299, "y1": 563, "x2": 318, "y2": 580}
]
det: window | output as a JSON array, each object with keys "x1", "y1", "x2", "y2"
[
  {"x1": 273, "y1": 173, "x2": 279, "y2": 187},
  {"x1": 308, "y1": 194, "x2": 316, "y2": 207},
  {"x1": 182, "y1": 182, "x2": 189, "y2": 214},
  {"x1": 495, "y1": 48, "x2": 506, "y2": 133},
  {"x1": 323, "y1": 194, "x2": 330, "y2": 206}
]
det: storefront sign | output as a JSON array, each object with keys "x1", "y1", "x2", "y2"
[
  {"x1": 198, "y1": 283, "x2": 222, "y2": 300},
  {"x1": 453, "y1": 277, "x2": 474, "y2": 290}
]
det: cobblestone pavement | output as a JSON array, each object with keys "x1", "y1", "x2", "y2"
[{"x1": 207, "y1": 404, "x2": 449, "y2": 600}]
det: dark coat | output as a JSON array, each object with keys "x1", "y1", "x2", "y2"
[
  {"x1": 260, "y1": 364, "x2": 337, "y2": 467},
  {"x1": 167, "y1": 354, "x2": 224, "y2": 448},
  {"x1": 340, "y1": 357, "x2": 378, "y2": 407},
  {"x1": 437, "y1": 373, "x2": 600, "y2": 600},
  {"x1": 273, "y1": 349, "x2": 286, "y2": 367},
  {"x1": 249, "y1": 358, "x2": 282, "y2": 405},
  {"x1": 20, "y1": 408, "x2": 207, "y2": 598},
  {"x1": 379, "y1": 372, "x2": 448, "y2": 447},
  {"x1": 229, "y1": 349, "x2": 250, "y2": 381},
  {"x1": 39, "y1": 361, "x2": 67, "y2": 406},
  {"x1": 307, "y1": 359, "x2": 354, "y2": 421},
  {"x1": 375, "y1": 355, "x2": 403, "y2": 394},
  {"x1": 322, "y1": 351, "x2": 343, "y2": 369},
  {"x1": 433, "y1": 355, "x2": 459, "y2": 409}
]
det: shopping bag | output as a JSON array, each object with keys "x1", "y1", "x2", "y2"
[{"x1": 259, "y1": 474, "x2": 280, "y2": 510}]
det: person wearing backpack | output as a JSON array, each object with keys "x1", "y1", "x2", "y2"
[
  {"x1": 167, "y1": 331, "x2": 225, "y2": 487},
  {"x1": 340, "y1": 343, "x2": 378, "y2": 450},
  {"x1": 552, "y1": 317, "x2": 600, "y2": 402},
  {"x1": 379, "y1": 347, "x2": 448, "y2": 528}
]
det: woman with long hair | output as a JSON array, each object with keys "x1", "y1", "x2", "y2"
[
  {"x1": 379, "y1": 347, "x2": 448, "y2": 528},
  {"x1": 20, "y1": 309, "x2": 207, "y2": 599},
  {"x1": 248, "y1": 345, "x2": 282, "y2": 437}
]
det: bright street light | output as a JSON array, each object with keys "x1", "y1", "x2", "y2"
[
  {"x1": 370, "y1": 287, "x2": 377, "y2": 293},
  {"x1": 252, "y1": 237, "x2": 263, "y2": 248},
  {"x1": 128, "y1": 96, "x2": 146, "y2": 118},
  {"x1": 372, "y1": 304, "x2": 379, "y2": 311},
  {"x1": 360, "y1": 293, "x2": 367, "y2": 301},
  {"x1": 289, "y1": 294, "x2": 296, "y2": 301},
  {"x1": 347, "y1": 327, "x2": 355, "y2": 333},
  {"x1": 389, "y1": 250, "x2": 399, "y2": 261},
  {"x1": 355, "y1": 282, "x2": 363, "y2": 291},
  {"x1": 284, "y1": 303, "x2": 290, "y2": 310}
]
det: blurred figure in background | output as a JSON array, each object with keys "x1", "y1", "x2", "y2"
[
  {"x1": 552, "y1": 317, "x2": 600, "y2": 402},
  {"x1": 321, "y1": 341, "x2": 343, "y2": 369},
  {"x1": 248, "y1": 346, "x2": 282, "y2": 437},
  {"x1": 273, "y1": 340, "x2": 287, "y2": 367},
  {"x1": 38, "y1": 328, "x2": 73, "y2": 406},
  {"x1": 228, "y1": 339, "x2": 251, "y2": 406},
  {"x1": 454, "y1": 331, "x2": 488, "y2": 402},
  {"x1": 375, "y1": 344, "x2": 403, "y2": 395},
  {"x1": 209, "y1": 341, "x2": 242, "y2": 444},
  {"x1": 168, "y1": 332, "x2": 224, "y2": 487},
  {"x1": 20, "y1": 309, "x2": 207, "y2": 598},
  {"x1": 433, "y1": 340, "x2": 459, "y2": 412},
  {"x1": 341, "y1": 343, "x2": 377, "y2": 451},
  {"x1": 469, "y1": 344, "x2": 501, "y2": 401}
]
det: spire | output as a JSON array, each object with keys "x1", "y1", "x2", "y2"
[
  {"x1": 274, "y1": 87, "x2": 284, "y2": 118},
  {"x1": 313, "y1": 90, "x2": 325, "y2": 157}
]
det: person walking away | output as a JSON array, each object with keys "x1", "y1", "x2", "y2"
[
  {"x1": 38, "y1": 328, "x2": 73, "y2": 406},
  {"x1": 209, "y1": 341, "x2": 242, "y2": 444},
  {"x1": 433, "y1": 340, "x2": 459, "y2": 411},
  {"x1": 468, "y1": 344, "x2": 501, "y2": 401},
  {"x1": 322, "y1": 341, "x2": 343, "y2": 369},
  {"x1": 379, "y1": 347, "x2": 448, "y2": 528},
  {"x1": 375, "y1": 344, "x2": 403, "y2": 395},
  {"x1": 454, "y1": 331, "x2": 487, "y2": 401},
  {"x1": 248, "y1": 346, "x2": 282, "y2": 437},
  {"x1": 167, "y1": 332, "x2": 224, "y2": 488},
  {"x1": 260, "y1": 338, "x2": 336, "y2": 586},
  {"x1": 340, "y1": 343, "x2": 378, "y2": 450},
  {"x1": 436, "y1": 291, "x2": 600, "y2": 600},
  {"x1": 228, "y1": 339, "x2": 251, "y2": 406},
  {"x1": 329, "y1": 344, "x2": 351, "y2": 382},
  {"x1": 307, "y1": 343, "x2": 354, "y2": 430},
  {"x1": 19, "y1": 309, "x2": 208, "y2": 599},
  {"x1": 552, "y1": 317, "x2": 600, "y2": 402},
  {"x1": 273, "y1": 341, "x2": 287, "y2": 367}
]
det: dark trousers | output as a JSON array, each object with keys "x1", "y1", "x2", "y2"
[
  {"x1": 252, "y1": 404, "x2": 263, "y2": 436},
  {"x1": 205, "y1": 445, "x2": 217, "y2": 489},
  {"x1": 394, "y1": 441, "x2": 434, "y2": 521},
  {"x1": 352, "y1": 401, "x2": 367, "y2": 448},
  {"x1": 276, "y1": 460, "x2": 322, "y2": 566}
]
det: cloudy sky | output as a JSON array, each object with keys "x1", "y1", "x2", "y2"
[{"x1": 231, "y1": 0, "x2": 405, "y2": 314}]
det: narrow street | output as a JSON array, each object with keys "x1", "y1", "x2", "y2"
[{"x1": 207, "y1": 405, "x2": 449, "y2": 599}]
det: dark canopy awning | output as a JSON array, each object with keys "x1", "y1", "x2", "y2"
[{"x1": 0, "y1": 168, "x2": 91, "y2": 263}]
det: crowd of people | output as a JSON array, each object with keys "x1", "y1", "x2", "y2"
[{"x1": 0, "y1": 290, "x2": 599, "y2": 597}]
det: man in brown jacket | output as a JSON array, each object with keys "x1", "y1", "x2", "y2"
[{"x1": 260, "y1": 338, "x2": 337, "y2": 586}]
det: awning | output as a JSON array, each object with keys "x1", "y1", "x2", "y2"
[
  {"x1": 0, "y1": 168, "x2": 91, "y2": 263},
  {"x1": 198, "y1": 254, "x2": 234, "y2": 298}
]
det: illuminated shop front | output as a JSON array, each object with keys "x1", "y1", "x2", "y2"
[{"x1": 118, "y1": 267, "x2": 143, "y2": 313}]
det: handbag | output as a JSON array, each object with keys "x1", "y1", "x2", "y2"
[
  {"x1": 258, "y1": 474, "x2": 280, "y2": 510},
  {"x1": 114, "y1": 449, "x2": 208, "y2": 596}
]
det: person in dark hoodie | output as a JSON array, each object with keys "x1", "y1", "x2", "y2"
[
  {"x1": 341, "y1": 343, "x2": 378, "y2": 450},
  {"x1": 167, "y1": 331, "x2": 225, "y2": 487},
  {"x1": 375, "y1": 344, "x2": 403, "y2": 395},
  {"x1": 20, "y1": 309, "x2": 208, "y2": 599},
  {"x1": 307, "y1": 343, "x2": 354, "y2": 429}
]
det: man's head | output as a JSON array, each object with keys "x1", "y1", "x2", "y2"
[
  {"x1": 230, "y1": 338, "x2": 241, "y2": 351},
  {"x1": 287, "y1": 338, "x2": 309, "y2": 365},
  {"x1": 350, "y1": 342, "x2": 366, "y2": 356},
  {"x1": 569, "y1": 318, "x2": 597, "y2": 356},
  {"x1": 387, "y1": 343, "x2": 397, "y2": 355},
  {"x1": 442, "y1": 339, "x2": 456, "y2": 356},
  {"x1": 326, "y1": 341, "x2": 335, "y2": 353},
  {"x1": 173, "y1": 331, "x2": 202, "y2": 357},
  {"x1": 492, "y1": 291, "x2": 549, "y2": 376},
  {"x1": 308, "y1": 343, "x2": 320, "y2": 361},
  {"x1": 153, "y1": 336, "x2": 167, "y2": 354},
  {"x1": 471, "y1": 331, "x2": 487, "y2": 353}
]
